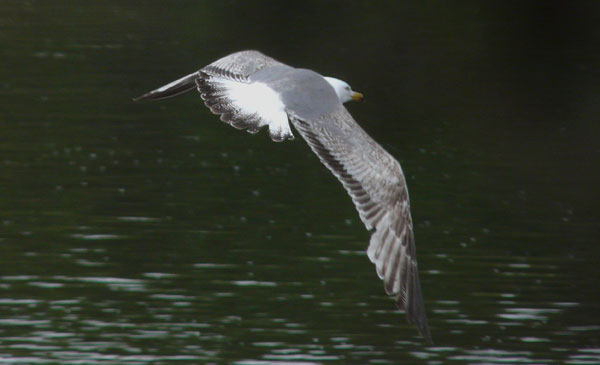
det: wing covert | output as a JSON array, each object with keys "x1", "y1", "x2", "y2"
[{"x1": 201, "y1": 50, "x2": 288, "y2": 82}]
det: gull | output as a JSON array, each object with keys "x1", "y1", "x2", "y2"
[{"x1": 134, "y1": 50, "x2": 431, "y2": 341}]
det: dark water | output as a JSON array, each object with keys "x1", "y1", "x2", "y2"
[{"x1": 1, "y1": 1, "x2": 599, "y2": 363}]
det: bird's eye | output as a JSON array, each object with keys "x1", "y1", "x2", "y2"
[{"x1": 345, "y1": 86, "x2": 350, "y2": 91}]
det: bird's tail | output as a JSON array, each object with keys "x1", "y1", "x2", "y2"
[{"x1": 133, "y1": 72, "x2": 198, "y2": 101}]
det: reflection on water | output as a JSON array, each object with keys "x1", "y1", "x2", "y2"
[
  {"x1": 1, "y1": 235, "x2": 599, "y2": 363},
  {"x1": 2, "y1": 1, "x2": 599, "y2": 363}
]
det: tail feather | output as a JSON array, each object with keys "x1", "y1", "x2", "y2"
[{"x1": 133, "y1": 72, "x2": 198, "y2": 101}]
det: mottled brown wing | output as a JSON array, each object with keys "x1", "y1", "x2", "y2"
[{"x1": 290, "y1": 106, "x2": 431, "y2": 341}]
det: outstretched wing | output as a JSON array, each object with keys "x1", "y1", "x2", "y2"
[
  {"x1": 196, "y1": 50, "x2": 295, "y2": 142},
  {"x1": 134, "y1": 50, "x2": 295, "y2": 142},
  {"x1": 290, "y1": 106, "x2": 431, "y2": 341}
]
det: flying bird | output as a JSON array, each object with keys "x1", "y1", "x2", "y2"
[{"x1": 134, "y1": 50, "x2": 431, "y2": 341}]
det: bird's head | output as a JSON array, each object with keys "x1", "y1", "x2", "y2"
[{"x1": 324, "y1": 77, "x2": 364, "y2": 104}]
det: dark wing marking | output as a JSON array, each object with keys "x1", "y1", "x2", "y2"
[
  {"x1": 133, "y1": 72, "x2": 199, "y2": 101},
  {"x1": 290, "y1": 106, "x2": 431, "y2": 341}
]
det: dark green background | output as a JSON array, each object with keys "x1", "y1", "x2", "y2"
[{"x1": 1, "y1": 1, "x2": 599, "y2": 363}]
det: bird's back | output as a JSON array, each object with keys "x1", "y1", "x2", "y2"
[{"x1": 251, "y1": 67, "x2": 341, "y2": 120}]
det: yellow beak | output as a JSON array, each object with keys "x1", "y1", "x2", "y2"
[{"x1": 352, "y1": 91, "x2": 364, "y2": 102}]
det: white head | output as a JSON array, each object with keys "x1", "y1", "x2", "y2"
[{"x1": 324, "y1": 77, "x2": 364, "y2": 103}]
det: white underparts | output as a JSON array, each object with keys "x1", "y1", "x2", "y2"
[{"x1": 216, "y1": 78, "x2": 293, "y2": 141}]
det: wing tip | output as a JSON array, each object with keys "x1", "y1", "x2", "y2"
[
  {"x1": 411, "y1": 311, "x2": 433, "y2": 344},
  {"x1": 132, "y1": 93, "x2": 150, "y2": 102},
  {"x1": 394, "y1": 262, "x2": 432, "y2": 343},
  {"x1": 133, "y1": 72, "x2": 199, "y2": 102},
  {"x1": 396, "y1": 297, "x2": 433, "y2": 343}
]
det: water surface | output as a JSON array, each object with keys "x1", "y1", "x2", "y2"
[{"x1": 1, "y1": 1, "x2": 599, "y2": 363}]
